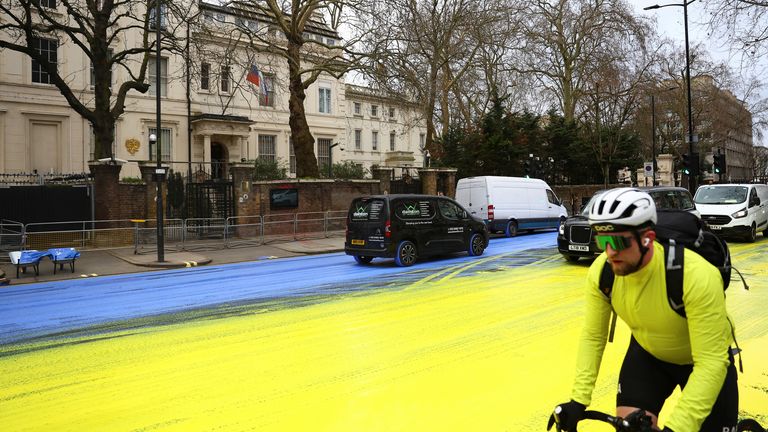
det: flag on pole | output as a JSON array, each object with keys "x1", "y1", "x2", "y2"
[{"x1": 246, "y1": 64, "x2": 268, "y2": 99}]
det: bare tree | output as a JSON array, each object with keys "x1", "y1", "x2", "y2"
[
  {"x1": 359, "y1": 0, "x2": 505, "y2": 158},
  {"x1": 510, "y1": 0, "x2": 651, "y2": 123},
  {"x1": 0, "y1": 0, "x2": 190, "y2": 160}
]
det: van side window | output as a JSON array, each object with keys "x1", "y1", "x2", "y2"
[
  {"x1": 546, "y1": 190, "x2": 559, "y2": 205},
  {"x1": 438, "y1": 199, "x2": 463, "y2": 220},
  {"x1": 350, "y1": 199, "x2": 386, "y2": 221},
  {"x1": 394, "y1": 199, "x2": 435, "y2": 220}
]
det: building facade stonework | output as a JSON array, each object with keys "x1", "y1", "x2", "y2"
[{"x1": 0, "y1": 1, "x2": 426, "y2": 179}]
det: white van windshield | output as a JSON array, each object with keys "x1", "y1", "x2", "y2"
[{"x1": 694, "y1": 186, "x2": 748, "y2": 204}]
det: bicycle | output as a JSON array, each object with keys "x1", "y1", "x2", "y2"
[{"x1": 546, "y1": 407, "x2": 766, "y2": 432}]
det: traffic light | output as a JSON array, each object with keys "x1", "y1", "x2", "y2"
[
  {"x1": 523, "y1": 159, "x2": 532, "y2": 177},
  {"x1": 713, "y1": 152, "x2": 727, "y2": 175},
  {"x1": 681, "y1": 152, "x2": 699, "y2": 176}
]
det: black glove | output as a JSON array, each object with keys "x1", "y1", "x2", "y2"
[
  {"x1": 546, "y1": 400, "x2": 586, "y2": 432},
  {"x1": 661, "y1": 428, "x2": 674, "y2": 432}
]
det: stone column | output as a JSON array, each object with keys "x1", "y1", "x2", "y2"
[
  {"x1": 418, "y1": 168, "x2": 438, "y2": 195},
  {"x1": 439, "y1": 168, "x2": 458, "y2": 198},
  {"x1": 230, "y1": 163, "x2": 256, "y2": 218},
  {"x1": 203, "y1": 134, "x2": 212, "y2": 164},
  {"x1": 370, "y1": 167, "x2": 393, "y2": 195},
  {"x1": 89, "y1": 162, "x2": 123, "y2": 222}
]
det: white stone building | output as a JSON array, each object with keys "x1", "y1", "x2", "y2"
[{"x1": 0, "y1": 1, "x2": 426, "y2": 179}]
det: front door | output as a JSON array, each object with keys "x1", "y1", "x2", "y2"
[{"x1": 211, "y1": 142, "x2": 228, "y2": 180}]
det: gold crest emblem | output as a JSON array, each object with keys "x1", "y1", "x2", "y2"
[{"x1": 125, "y1": 138, "x2": 140, "y2": 155}]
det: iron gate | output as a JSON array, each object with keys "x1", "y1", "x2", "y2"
[{"x1": 185, "y1": 181, "x2": 235, "y2": 239}]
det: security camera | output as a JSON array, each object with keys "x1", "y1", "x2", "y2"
[{"x1": 149, "y1": 133, "x2": 157, "y2": 144}]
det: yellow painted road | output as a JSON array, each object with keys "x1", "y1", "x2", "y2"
[{"x1": 1, "y1": 241, "x2": 766, "y2": 431}]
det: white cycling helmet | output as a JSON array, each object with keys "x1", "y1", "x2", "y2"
[{"x1": 589, "y1": 188, "x2": 657, "y2": 232}]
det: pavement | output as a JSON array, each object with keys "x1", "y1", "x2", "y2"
[{"x1": 0, "y1": 236, "x2": 346, "y2": 286}]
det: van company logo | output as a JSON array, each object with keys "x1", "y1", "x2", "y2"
[
  {"x1": 400, "y1": 204, "x2": 421, "y2": 217},
  {"x1": 353, "y1": 206, "x2": 368, "y2": 218}
]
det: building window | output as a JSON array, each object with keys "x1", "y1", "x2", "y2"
[
  {"x1": 419, "y1": 133, "x2": 426, "y2": 150},
  {"x1": 289, "y1": 138, "x2": 296, "y2": 174},
  {"x1": 389, "y1": 107, "x2": 396, "y2": 119},
  {"x1": 221, "y1": 65, "x2": 231, "y2": 93},
  {"x1": 372, "y1": 131, "x2": 378, "y2": 151},
  {"x1": 90, "y1": 49, "x2": 113, "y2": 89},
  {"x1": 149, "y1": 3, "x2": 168, "y2": 30},
  {"x1": 33, "y1": 0, "x2": 57, "y2": 8},
  {"x1": 259, "y1": 73, "x2": 274, "y2": 107},
  {"x1": 317, "y1": 138, "x2": 331, "y2": 170},
  {"x1": 319, "y1": 87, "x2": 331, "y2": 113},
  {"x1": 148, "y1": 127, "x2": 172, "y2": 161},
  {"x1": 355, "y1": 129, "x2": 362, "y2": 150},
  {"x1": 371, "y1": 105, "x2": 378, "y2": 117},
  {"x1": 353, "y1": 102, "x2": 361, "y2": 115},
  {"x1": 258, "y1": 135, "x2": 276, "y2": 162},
  {"x1": 390, "y1": 132, "x2": 396, "y2": 151},
  {"x1": 200, "y1": 63, "x2": 210, "y2": 90},
  {"x1": 148, "y1": 56, "x2": 167, "y2": 96},
  {"x1": 31, "y1": 37, "x2": 57, "y2": 84}
]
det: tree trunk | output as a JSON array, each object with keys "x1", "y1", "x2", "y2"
[{"x1": 287, "y1": 44, "x2": 319, "y2": 178}]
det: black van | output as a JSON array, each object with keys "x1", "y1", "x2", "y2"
[{"x1": 345, "y1": 194, "x2": 490, "y2": 266}]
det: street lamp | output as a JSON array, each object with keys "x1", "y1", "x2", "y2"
[
  {"x1": 644, "y1": 0, "x2": 697, "y2": 193},
  {"x1": 328, "y1": 142, "x2": 343, "y2": 178},
  {"x1": 153, "y1": 0, "x2": 165, "y2": 262}
]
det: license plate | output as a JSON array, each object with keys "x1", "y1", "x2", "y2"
[
  {"x1": 709, "y1": 225, "x2": 722, "y2": 230},
  {"x1": 569, "y1": 244, "x2": 589, "y2": 252},
  {"x1": 351, "y1": 239, "x2": 365, "y2": 245}
]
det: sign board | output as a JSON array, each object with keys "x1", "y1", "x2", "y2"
[{"x1": 643, "y1": 162, "x2": 654, "y2": 178}]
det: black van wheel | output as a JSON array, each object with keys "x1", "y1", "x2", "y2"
[
  {"x1": 505, "y1": 220, "x2": 518, "y2": 238},
  {"x1": 395, "y1": 240, "x2": 418, "y2": 267},
  {"x1": 354, "y1": 255, "x2": 374, "y2": 264},
  {"x1": 467, "y1": 233, "x2": 485, "y2": 256}
]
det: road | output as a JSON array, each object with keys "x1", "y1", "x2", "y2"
[{"x1": 1, "y1": 232, "x2": 766, "y2": 431}]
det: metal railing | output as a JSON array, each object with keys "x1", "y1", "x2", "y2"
[{"x1": 2, "y1": 212, "x2": 348, "y2": 256}]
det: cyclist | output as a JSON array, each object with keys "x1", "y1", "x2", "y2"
[{"x1": 548, "y1": 188, "x2": 737, "y2": 432}]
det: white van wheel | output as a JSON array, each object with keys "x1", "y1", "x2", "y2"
[
  {"x1": 505, "y1": 221, "x2": 518, "y2": 238},
  {"x1": 746, "y1": 224, "x2": 757, "y2": 243}
]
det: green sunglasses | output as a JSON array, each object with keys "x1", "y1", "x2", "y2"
[{"x1": 594, "y1": 234, "x2": 634, "y2": 251}]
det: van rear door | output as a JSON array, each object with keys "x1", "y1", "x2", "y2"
[
  {"x1": 456, "y1": 178, "x2": 489, "y2": 221},
  {"x1": 346, "y1": 197, "x2": 388, "y2": 251}
]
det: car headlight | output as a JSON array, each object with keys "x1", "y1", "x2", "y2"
[
  {"x1": 558, "y1": 222, "x2": 565, "y2": 235},
  {"x1": 732, "y1": 208, "x2": 748, "y2": 219}
]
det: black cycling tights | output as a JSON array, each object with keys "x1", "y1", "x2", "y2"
[{"x1": 616, "y1": 337, "x2": 738, "y2": 432}]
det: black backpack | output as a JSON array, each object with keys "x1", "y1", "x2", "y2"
[{"x1": 600, "y1": 209, "x2": 748, "y2": 345}]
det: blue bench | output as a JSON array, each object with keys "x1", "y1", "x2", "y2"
[
  {"x1": 8, "y1": 250, "x2": 51, "y2": 278},
  {"x1": 48, "y1": 248, "x2": 81, "y2": 274}
]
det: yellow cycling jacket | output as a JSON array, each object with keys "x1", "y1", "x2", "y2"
[{"x1": 571, "y1": 241, "x2": 732, "y2": 432}]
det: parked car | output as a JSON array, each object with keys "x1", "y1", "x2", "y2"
[
  {"x1": 694, "y1": 183, "x2": 768, "y2": 242},
  {"x1": 557, "y1": 186, "x2": 698, "y2": 262},
  {"x1": 345, "y1": 194, "x2": 490, "y2": 266},
  {"x1": 455, "y1": 176, "x2": 568, "y2": 237}
]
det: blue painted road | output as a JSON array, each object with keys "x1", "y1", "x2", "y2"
[{"x1": 0, "y1": 232, "x2": 558, "y2": 344}]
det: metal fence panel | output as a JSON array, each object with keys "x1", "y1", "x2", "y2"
[{"x1": 225, "y1": 216, "x2": 263, "y2": 248}]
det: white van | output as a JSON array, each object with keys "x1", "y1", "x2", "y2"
[
  {"x1": 455, "y1": 176, "x2": 568, "y2": 237},
  {"x1": 694, "y1": 183, "x2": 768, "y2": 242}
]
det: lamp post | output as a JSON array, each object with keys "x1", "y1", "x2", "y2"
[
  {"x1": 153, "y1": 0, "x2": 165, "y2": 262},
  {"x1": 328, "y1": 142, "x2": 343, "y2": 178},
  {"x1": 644, "y1": 0, "x2": 697, "y2": 193}
]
